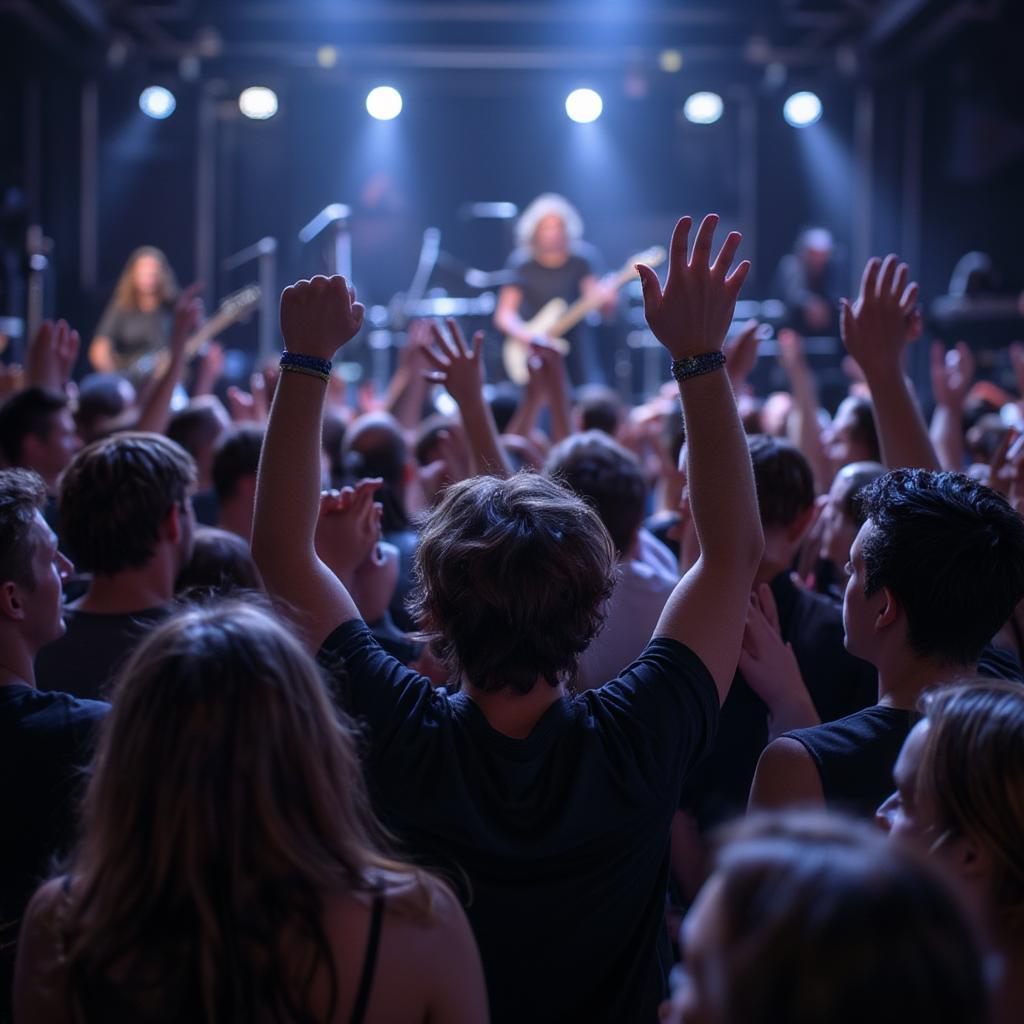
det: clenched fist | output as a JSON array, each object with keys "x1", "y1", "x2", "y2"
[{"x1": 279, "y1": 275, "x2": 365, "y2": 361}]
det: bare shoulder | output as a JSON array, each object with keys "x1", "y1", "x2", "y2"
[{"x1": 748, "y1": 735, "x2": 825, "y2": 811}]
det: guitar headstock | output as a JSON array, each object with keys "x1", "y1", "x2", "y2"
[
  {"x1": 629, "y1": 246, "x2": 667, "y2": 271},
  {"x1": 217, "y1": 284, "x2": 261, "y2": 318}
]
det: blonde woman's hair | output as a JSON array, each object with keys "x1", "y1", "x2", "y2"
[
  {"x1": 59, "y1": 601, "x2": 441, "y2": 1023},
  {"x1": 110, "y1": 245, "x2": 179, "y2": 311},
  {"x1": 917, "y1": 680, "x2": 1024, "y2": 939},
  {"x1": 515, "y1": 193, "x2": 583, "y2": 250}
]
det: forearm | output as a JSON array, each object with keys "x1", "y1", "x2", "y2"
[
  {"x1": 386, "y1": 367, "x2": 429, "y2": 431},
  {"x1": 458, "y1": 397, "x2": 512, "y2": 477},
  {"x1": 785, "y1": 361, "x2": 831, "y2": 491},
  {"x1": 864, "y1": 369, "x2": 941, "y2": 471},
  {"x1": 930, "y1": 405, "x2": 965, "y2": 472},
  {"x1": 680, "y1": 370, "x2": 762, "y2": 566},
  {"x1": 135, "y1": 354, "x2": 185, "y2": 434}
]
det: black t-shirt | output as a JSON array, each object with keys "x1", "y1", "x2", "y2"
[
  {"x1": 784, "y1": 646, "x2": 1023, "y2": 818},
  {"x1": 318, "y1": 619, "x2": 719, "y2": 1024},
  {"x1": 0, "y1": 684, "x2": 108, "y2": 1011},
  {"x1": 95, "y1": 305, "x2": 172, "y2": 363},
  {"x1": 682, "y1": 573, "x2": 877, "y2": 829},
  {"x1": 35, "y1": 606, "x2": 169, "y2": 701}
]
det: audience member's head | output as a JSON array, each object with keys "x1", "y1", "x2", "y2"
[
  {"x1": 748, "y1": 435, "x2": 816, "y2": 575},
  {"x1": 75, "y1": 373, "x2": 137, "y2": 442},
  {"x1": 212, "y1": 425, "x2": 264, "y2": 542},
  {"x1": 573, "y1": 384, "x2": 625, "y2": 437},
  {"x1": 819, "y1": 460, "x2": 886, "y2": 571},
  {"x1": 487, "y1": 383, "x2": 522, "y2": 436},
  {"x1": 0, "y1": 468, "x2": 72, "y2": 659},
  {"x1": 880, "y1": 681, "x2": 1024, "y2": 944},
  {"x1": 59, "y1": 602, "x2": 433, "y2": 1019},
  {"x1": 664, "y1": 811, "x2": 989, "y2": 1024},
  {"x1": 0, "y1": 388, "x2": 80, "y2": 493},
  {"x1": 343, "y1": 412, "x2": 413, "y2": 532},
  {"x1": 823, "y1": 396, "x2": 880, "y2": 472},
  {"x1": 175, "y1": 526, "x2": 263, "y2": 597},
  {"x1": 409, "y1": 472, "x2": 616, "y2": 694},
  {"x1": 545, "y1": 430, "x2": 647, "y2": 557},
  {"x1": 166, "y1": 396, "x2": 230, "y2": 491},
  {"x1": 59, "y1": 432, "x2": 196, "y2": 583},
  {"x1": 844, "y1": 469, "x2": 1024, "y2": 668}
]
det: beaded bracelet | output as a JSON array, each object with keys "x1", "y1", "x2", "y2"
[
  {"x1": 280, "y1": 351, "x2": 332, "y2": 377},
  {"x1": 670, "y1": 351, "x2": 726, "y2": 383},
  {"x1": 280, "y1": 362, "x2": 330, "y2": 384}
]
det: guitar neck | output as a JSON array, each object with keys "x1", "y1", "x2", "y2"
[{"x1": 548, "y1": 261, "x2": 639, "y2": 338}]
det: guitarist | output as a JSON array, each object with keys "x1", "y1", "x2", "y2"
[
  {"x1": 494, "y1": 193, "x2": 618, "y2": 385},
  {"x1": 89, "y1": 247, "x2": 179, "y2": 374}
]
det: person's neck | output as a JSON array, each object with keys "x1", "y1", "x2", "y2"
[
  {"x1": 75, "y1": 560, "x2": 175, "y2": 615},
  {"x1": 875, "y1": 651, "x2": 971, "y2": 710},
  {"x1": 466, "y1": 678, "x2": 566, "y2": 739},
  {"x1": 218, "y1": 499, "x2": 253, "y2": 543},
  {"x1": 0, "y1": 627, "x2": 36, "y2": 688},
  {"x1": 754, "y1": 553, "x2": 792, "y2": 587},
  {"x1": 137, "y1": 293, "x2": 160, "y2": 313}
]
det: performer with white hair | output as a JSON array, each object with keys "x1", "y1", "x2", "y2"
[{"x1": 494, "y1": 193, "x2": 618, "y2": 385}]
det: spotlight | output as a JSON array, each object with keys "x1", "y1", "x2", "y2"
[
  {"x1": 565, "y1": 88, "x2": 603, "y2": 124},
  {"x1": 139, "y1": 86, "x2": 176, "y2": 120},
  {"x1": 783, "y1": 91, "x2": 822, "y2": 127},
  {"x1": 317, "y1": 45, "x2": 338, "y2": 69},
  {"x1": 659, "y1": 50, "x2": 683, "y2": 74},
  {"x1": 239, "y1": 86, "x2": 279, "y2": 120},
  {"x1": 683, "y1": 92, "x2": 724, "y2": 125},
  {"x1": 366, "y1": 86, "x2": 403, "y2": 120}
]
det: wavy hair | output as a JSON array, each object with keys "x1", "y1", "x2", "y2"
[
  {"x1": 515, "y1": 193, "x2": 584, "y2": 249},
  {"x1": 59, "y1": 602, "x2": 440, "y2": 1023},
  {"x1": 110, "y1": 246, "x2": 179, "y2": 311}
]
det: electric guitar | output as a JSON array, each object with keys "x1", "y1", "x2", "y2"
[
  {"x1": 501, "y1": 246, "x2": 666, "y2": 384},
  {"x1": 121, "y1": 284, "x2": 261, "y2": 380}
]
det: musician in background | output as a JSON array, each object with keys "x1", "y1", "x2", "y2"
[
  {"x1": 774, "y1": 227, "x2": 839, "y2": 336},
  {"x1": 89, "y1": 247, "x2": 178, "y2": 373},
  {"x1": 495, "y1": 194, "x2": 617, "y2": 385}
]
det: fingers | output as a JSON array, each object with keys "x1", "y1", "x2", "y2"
[
  {"x1": 636, "y1": 263, "x2": 663, "y2": 317},
  {"x1": 689, "y1": 213, "x2": 719, "y2": 269},
  {"x1": 899, "y1": 280, "x2": 919, "y2": 314},
  {"x1": 876, "y1": 254, "x2": 898, "y2": 301},
  {"x1": 667, "y1": 216, "x2": 693, "y2": 278},
  {"x1": 892, "y1": 262, "x2": 909, "y2": 302},
  {"x1": 859, "y1": 257, "x2": 881, "y2": 301},
  {"x1": 430, "y1": 321, "x2": 459, "y2": 361},
  {"x1": 724, "y1": 259, "x2": 751, "y2": 295},
  {"x1": 471, "y1": 330, "x2": 484, "y2": 361},
  {"x1": 711, "y1": 231, "x2": 742, "y2": 278},
  {"x1": 840, "y1": 298, "x2": 854, "y2": 347}
]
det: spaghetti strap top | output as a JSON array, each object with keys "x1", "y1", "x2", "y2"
[{"x1": 348, "y1": 888, "x2": 386, "y2": 1024}]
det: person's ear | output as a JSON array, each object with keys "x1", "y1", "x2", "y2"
[
  {"x1": 875, "y1": 586, "x2": 900, "y2": 630},
  {"x1": 940, "y1": 831, "x2": 993, "y2": 886},
  {"x1": 786, "y1": 503, "x2": 819, "y2": 546},
  {"x1": 160, "y1": 502, "x2": 183, "y2": 544},
  {"x1": 0, "y1": 580, "x2": 27, "y2": 622}
]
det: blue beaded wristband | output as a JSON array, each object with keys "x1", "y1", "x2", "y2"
[
  {"x1": 280, "y1": 351, "x2": 332, "y2": 377},
  {"x1": 670, "y1": 351, "x2": 726, "y2": 383}
]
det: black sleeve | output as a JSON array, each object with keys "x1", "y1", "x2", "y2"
[
  {"x1": 583, "y1": 638, "x2": 720, "y2": 797},
  {"x1": 318, "y1": 619, "x2": 448, "y2": 759}
]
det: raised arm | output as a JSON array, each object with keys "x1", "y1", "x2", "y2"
[
  {"x1": 777, "y1": 329, "x2": 832, "y2": 492},
  {"x1": 424, "y1": 318, "x2": 512, "y2": 477},
  {"x1": 840, "y1": 255, "x2": 940, "y2": 472},
  {"x1": 929, "y1": 340, "x2": 974, "y2": 472},
  {"x1": 638, "y1": 214, "x2": 763, "y2": 702},
  {"x1": 252, "y1": 275, "x2": 365, "y2": 648}
]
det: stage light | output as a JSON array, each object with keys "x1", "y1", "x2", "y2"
[
  {"x1": 565, "y1": 88, "x2": 603, "y2": 124},
  {"x1": 139, "y1": 86, "x2": 176, "y2": 120},
  {"x1": 317, "y1": 45, "x2": 338, "y2": 69},
  {"x1": 239, "y1": 86, "x2": 279, "y2": 120},
  {"x1": 784, "y1": 91, "x2": 822, "y2": 127},
  {"x1": 659, "y1": 50, "x2": 683, "y2": 74},
  {"x1": 366, "y1": 86, "x2": 403, "y2": 120},
  {"x1": 683, "y1": 91, "x2": 723, "y2": 125}
]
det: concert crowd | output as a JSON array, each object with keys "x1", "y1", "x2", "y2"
[{"x1": 2, "y1": 201, "x2": 1023, "y2": 1024}]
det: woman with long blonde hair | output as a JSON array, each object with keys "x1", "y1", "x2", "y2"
[
  {"x1": 14, "y1": 602, "x2": 487, "y2": 1023},
  {"x1": 89, "y1": 246, "x2": 178, "y2": 373}
]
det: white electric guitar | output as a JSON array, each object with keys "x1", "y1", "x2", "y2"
[{"x1": 501, "y1": 246, "x2": 666, "y2": 384}]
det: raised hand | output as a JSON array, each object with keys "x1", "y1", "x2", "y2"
[
  {"x1": 280, "y1": 275, "x2": 365, "y2": 361},
  {"x1": 424, "y1": 318, "x2": 486, "y2": 408},
  {"x1": 930, "y1": 341, "x2": 975, "y2": 410},
  {"x1": 724, "y1": 319, "x2": 761, "y2": 389},
  {"x1": 170, "y1": 282, "x2": 204, "y2": 361},
  {"x1": 840, "y1": 255, "x2": 919, "y2": 376},
  {"x1": 26, "y1": 318, "x2": 80, "y2": 393},
  {"x1": 314, "y1": 478, "x2": 384, "y2": 586},
  {"x1": 637, "y1": 214, "x2": 750, "y2": 360}
]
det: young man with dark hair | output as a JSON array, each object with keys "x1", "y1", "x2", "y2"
[
  {"x1": 212, "y1": 424, "x2": 264, "y2": 543},
  {"x1": 166, "y1": 396, "x2": 229, "y2": 525},
  {"x1": 254, "y1": 214, "x2": 762, "y2": 1023},
  {"x1": 34, "y1": 432, "x2": 196, "y2": 700},
  {"x1": 0, "y1": 388, "x2": 81, "y2": 498},
  {"x1": 750, "y1": 254, "x2": 1024, "y2": 817},
  {"x1": 0, "y1": 469, "x2": 108, "y2": 1008},
  {"x1": 546, "y1": 429, "x2": 678, "y2": 690}
]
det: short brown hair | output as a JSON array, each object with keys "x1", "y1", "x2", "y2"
[
  {"x1": 0, "y1": 468, "x2": 46, "y2": 588},
  {"x1": 60, "y1": 432, "x2": 196, "y2": 575},
  {"x1": 545, "y1": 431, "x2": 647, "y2": 554},
  {"x1": 409, "y1": 472, "x2": 616, "y2": 695},
  {"x1": 749, "y1": 435, "x2": 815, "y2": 529}
]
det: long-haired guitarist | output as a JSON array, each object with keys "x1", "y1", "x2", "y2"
[
  {"x1": 494, "y1": 194, "x2": 618, "y2": 385},
  {"x1": 89, "y1": 246, "x2": 179, "y2": 373}
]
